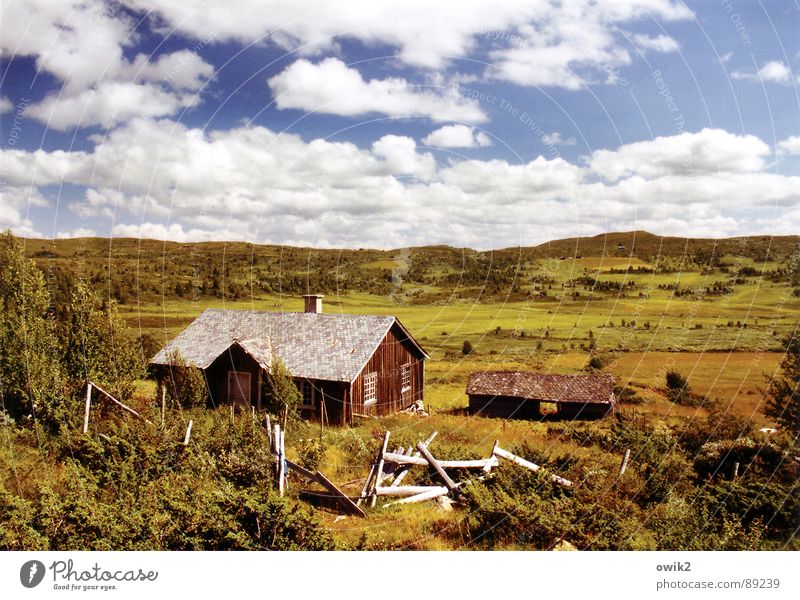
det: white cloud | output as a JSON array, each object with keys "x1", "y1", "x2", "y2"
[
  {"x1": 0, "y1": 97, "x2": 13, "y2": 113},
  {"x1": 777, "y1": 135, "x2": 800, "y2": 156},
  {"x1": 732, "y1": 61, "x2": 797, "y2": 84},
  {"x1": 589, "y1": 128, "x2": 771, "y2": 181},
  {"x1": 2, "y1": 120, "x2": 797, "y2": 248},
  {"x1": 268, "y1": 58, "x2": 486, "y2": 123},
  {"x1": 130, "y1": 0, "x2": 691, "y2": 89},
  {"x1": 1, "y1": 0, "x2": 214, "y2": 129},
  {"x1": 541, "y1": 131, "x2": 576, "y2": 146},
  {"x1": 56, "y1": 227, "x2": 97, "y2": 239},
  {"x1": 422, "y1": 125, "x2": 492, "y2": 148},
  {"x1": 633, "y1": 34, "x2": 680, "y2": 53}
]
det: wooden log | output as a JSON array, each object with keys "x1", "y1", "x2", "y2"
[
  {"x1": 417, "y1": 442, "x2": 457, "y2": 492},
  {"x1": 83, "y1": 383, "x2": 92, "y2": 434},
  {"x1": 384, "y1": 487, "x2": 450, "y2": 507},
  {"x1": 619, "y1": 449, "x2": 631, "y2": 476},
  {"x1": 370, "y1": 431, "x2": 391, "y2": 507},
  {"x1": 272, "y1": 423, "x2": 281, "y2": 457},
  {"x1": 493, "y1": 446, "x2": 572, "y2": 487},
  {"x1": 356, "y1": 464, "x2": 377, "y2": 507},
  {"x1": 285, "y1": 458, "x2": 318, "y2": 482},
  {"x1": 383, "y1": 452, "x2": 498, "y2": 470},
  {"x1": 374, "y1": 485, "x2": 448, "y2": 497},
  {"x1": 732, "y1": 462, "x2": 740, "y2": 481},
  {"x1": 183, "y1": 420, "x2": 193, "y2": 445},
  {"x1": 391, "y1": 432, "x2": 437, "y2": 488},
  {"x1": 483, "y1": 441, "x2": 499, "y2": 473},
  {"x1": 89, "y1": 381, "x2": 154, "y2": 426},
  {"x1": 315, "y1": 470, "x2": 367, "y2": 518}
]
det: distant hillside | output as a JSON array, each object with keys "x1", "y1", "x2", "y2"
[{"x1": 18, "y1": 232, "x2": 799, "y2": 306}]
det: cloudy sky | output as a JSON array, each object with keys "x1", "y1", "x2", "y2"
[{"x1": 1, "y1": 0, "x2": 799, "y2": 249}]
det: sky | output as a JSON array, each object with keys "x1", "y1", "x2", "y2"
[{"x1": 0, "y1": 0, "x2": 799, "y2": 250}]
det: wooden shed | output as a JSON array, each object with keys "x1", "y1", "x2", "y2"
[
  {"x1": 466, "y1": 371, "x2": 617, "y2": 420},
  {"x1": 150, "y1": 296, "x2": 428, "y2": 425}
]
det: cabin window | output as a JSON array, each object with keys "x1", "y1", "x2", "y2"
[
  {"x1": 364, "y1": 372, "x2": 378, "y2": 405},
  {"x1": 400, "y1": 362, "x2": 411, "y2": 392},
  {"x1": 300, "y1": 380, "x2": 315, "y2": 408}
]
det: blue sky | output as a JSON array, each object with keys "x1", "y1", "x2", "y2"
[{"x1": 1, "y1": 0, "x2": 798, "y2": 249}]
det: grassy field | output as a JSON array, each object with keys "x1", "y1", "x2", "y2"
[{"x1": 5, "y1": 232, "x2": 798, "y2": 550}]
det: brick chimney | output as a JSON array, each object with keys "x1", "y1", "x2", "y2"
[{"x1": 303, "y1": 294, "x2": 323, "y2": 314}]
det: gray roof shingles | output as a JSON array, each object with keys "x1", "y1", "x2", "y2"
[
  {"x1": 151, "y1": 309, "x2": 414, "y2": 382},
  {"x1": 466, "y1": 371, "x2": 616, "y2": 404}
]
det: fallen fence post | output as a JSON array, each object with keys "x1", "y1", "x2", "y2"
[
  {"x1": 383, "y1": 452, "x2": 498, "y2": 470},
  {"x1": 357, "y1": 464, "x2": 377, "y2": 507},
  {"x1": 278, "y1": 427, "x2": 286, "y2": 497},
  {"x1": 88, "y1": 381, "x2": 155, "y2": 426},
  {"x1": 370, "y1": 431, "x2": 391, "y2": 507},
  {"x1": 391, "y1": 431, "x2": 437, "y2": 488},
  {"x1": 493, "y1": 446, "x2": 572, "y2": 487},
  {"x1": 183, "y1": 420, "x2": 193, "y2": 446},
  {"x1": 483, "y1": 441, "x2": 499, "y2": 473},
  {"x1": 417, "y1": 442, "x2": 458, "y2": 492},
  {"x1": 375, "y1": 485, "x2": 448, "y2": 497},
  {"x1": 83, "y1": 383, "x2": 93, "y2": 434},
  {"x1": 384, "y1": 487, "x2": 450, "y2": 507},
  {"x1": 314, "y1": 471, "x2": 367, "y2": 518}
]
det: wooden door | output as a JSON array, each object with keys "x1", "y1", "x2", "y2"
[{"x1": 228, "y1": 370, "x2": 251, "y2": 408}]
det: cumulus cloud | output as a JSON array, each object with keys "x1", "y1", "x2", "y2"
[
  {"x1": 130, "y1": 0, "x2": 691, "y2": 89},
  {"x1": 732, "y1": 61, "x2": 797, "y2": 84},
  {"x1": 777, "y1": 135, "x2": 800, "y2": 156},
  {"x1": 2, "y1": 120, "x2": 797, "y2": 248},
  {"x1": 541, "y1": 131, "x2": 576, "y2": 147},
  {"x1": 0, "y1": 97, "x2": 13, "y2": 113},
  {"x1": 422, "y1": 125, "x2": 492, "y2": 148},
  {"x1": 589, "y1": 128, "x2": 771, "y2": 181},
  {"x1": 632, "y1": 34, "x2": 680, "y2": 53},
  {"x1": 268, "y1": 58, "x2": 486, "y2": 123},
  {"x1": 1, "y1": 0, "x2": 214, "y2": 129}
]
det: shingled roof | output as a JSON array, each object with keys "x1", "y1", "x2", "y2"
[
  {"x1": 150, "y1": 309, "x2": 427, "y2": 383},
  {"x1": 466, "y1": 371, "x2": 615, "y2": 405}
]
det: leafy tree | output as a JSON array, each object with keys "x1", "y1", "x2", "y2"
[
  {"x1": 60, "y1": 282, "x2": 144, "y2": 402},
  {"x1": 263, "y1": 359, "x2": 302, "y2": 425},
  {"x1": 462, "y1": 340, "x2": 474, "y2": 356},
  {"x1": 763, "y1": 332, "x2": 800, "y2": 438},
  {"x1": 161, "y1": 349, "x2": 208, "y2": 408},
  {"x1": 0, "y1": 231, "x2": 66, "y2": 428}
]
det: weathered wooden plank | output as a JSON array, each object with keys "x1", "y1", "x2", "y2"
[
  {"x1": 89, "y1": 381, "x2": 155, "y2": 426},
  {"x1": 390, "y1": 431, "x2": 437, "y2": 488},
  {"x1": 374, "y1": 485, "x2": 448, "y2": 497},
  {"x1": 83, "y1": 383, "x2": 92, "y2": 434},
  {"x1": 493, "y1": 446, "x2": 572, "y2": 487},
  {"x1": 285, "y1": 458, "x2": 319, "y2": 482},
  {"x1": 315, "y1": 470, "x2": 367, "y2": 518},
  {"x1": 383, "y1": 452, "x2": 498, "y2": 469},
  {"x1": 278, "y1": 428, "x2": 286, "y2": 497},
  {"x1": 417, "y1": 442, "x2": 458, "y2": 492},
  {"x1": 483, "y1": 440, "x2": 499, "y2": 473},
  {"x1": 384, "y1": 487, "x2": 450, "y2": 507},
  {"x1": 370, "y1": 431, "x2": 391, "y2": 507},
  {"x1": 357, "y1": 464, "x2": 377, "y2": 507}
]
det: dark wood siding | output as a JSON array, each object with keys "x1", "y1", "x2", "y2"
[
  {"x1": 204, "y1": 345, "x2": 263, "y2": 408},
  {"x1": 294, "y1": 378, "x2": 347, "y2": 425},
  {"x1": 351, "y1": 324, "x2": 425, "y2": 418},
  {"x1": 468, "y1": 395, "x2": 541, "y2": 419}
]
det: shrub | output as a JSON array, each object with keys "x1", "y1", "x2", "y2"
[
  {"x1": 462, "y1": 340, "x2": 474, "y2": 356},
  {"x1": 162, "y1": 350, "x2": 209, "y2": 408}
]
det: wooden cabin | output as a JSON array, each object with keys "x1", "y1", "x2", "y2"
[
  {"x1": 466, "y1": 371, "x2": 616, "y2": 420},
  {"x1": 150, "y1": 295, "x2": 428, "y2": 425}
]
